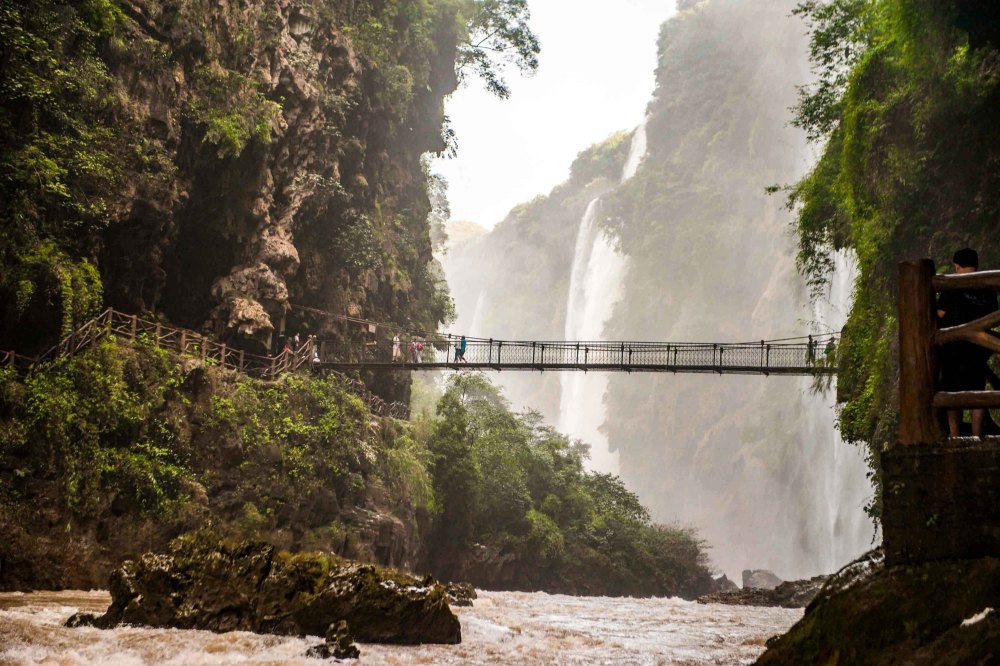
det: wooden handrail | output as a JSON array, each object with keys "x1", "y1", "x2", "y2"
[
  {"x1": 933, "y1": 391, "x2": 1000, "y2": 410},
  {"x1": 933, "y1": 270, "x2": 1000, "y2": 292},
  {"x1": 899, "y1": 261, "x2": 1000, "y2": 442},
  {"x1": 0, "y1": 307, "x2": 407, "y2": 418}
]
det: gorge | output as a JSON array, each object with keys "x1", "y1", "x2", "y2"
[
  {"x1": 4, "y1": 0, "x2": 1000, "y2": 663},
  {"x1": 442, "y1": 0, "x2": 874, "y2": 582}
]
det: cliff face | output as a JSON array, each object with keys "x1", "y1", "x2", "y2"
[{"x1": 1, "y1": 0, "x2": 459, "y2": 357}]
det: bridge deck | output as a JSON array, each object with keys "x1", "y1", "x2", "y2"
[{"x1": 319, "y1": 337, "x2": 838, "y2": 376}]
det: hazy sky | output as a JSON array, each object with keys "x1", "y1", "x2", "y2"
[{"x1": 433, "y1": 0, "x2": 677, "y2": 227}]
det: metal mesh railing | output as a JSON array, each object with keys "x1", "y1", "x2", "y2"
[{"x1": 318, "y1": 334, "x2": 839, "y2": 376}]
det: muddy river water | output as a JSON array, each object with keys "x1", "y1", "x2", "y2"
[{"x1": 0, "y1": 590, "x2": 800, "y2": 665}]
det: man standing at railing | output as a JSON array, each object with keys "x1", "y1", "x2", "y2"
[{"x1": 937, "y1": 248, "x2": 999, "y2": 437}]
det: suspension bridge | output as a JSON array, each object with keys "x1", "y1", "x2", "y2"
[{"x1": 316, "y1": 335, "x2": 839, "y2": 376}]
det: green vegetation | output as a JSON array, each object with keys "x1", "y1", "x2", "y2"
[
  {"x1": 0, "y1": 0, "x2": 539, "y2": 355},
  {"x1": 786, "y1": 0, "x2": 1000, "y2": 512},
  {"x1": 422, "y1": 375, "x2": 713, "y2": 598},
  {"x1": 0, "y1": 338, "x2": 426, "y2": 558},
  {"x1": 0, "y1": 0, "x2": 137, "y2": 350},
  {"x1": 1, "y1": 338, "x2": 710, "y2": 596}
]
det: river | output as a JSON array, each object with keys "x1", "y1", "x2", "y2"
[{"x1": 0, "y1": 590, "x2": 799, "y2": 665}]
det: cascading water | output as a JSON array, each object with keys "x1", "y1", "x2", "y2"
[
  {"x1": 469, "y1": 289, "x2": 488, "y2": 337},
  {"x1": 558, "y1": 119, "x2": 647, "y2": 474},
  {"x1": 800, "y1": 250, "x2": 875, "y2": 571}
]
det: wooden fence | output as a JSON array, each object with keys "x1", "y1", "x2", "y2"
[
  {"x1": 898, "y1": 259, "x2": 1000, "y2": 444},
  {"x1": 0, "y1": 308, "x2": 408, "y2": 419}
]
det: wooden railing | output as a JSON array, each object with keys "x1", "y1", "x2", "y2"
[
  {"x1": 0, "y1": 308, "x2": 408, "y2": 419},
  {"x1": 898, "y1": 259, "x2": 1000, "y2": 444}
]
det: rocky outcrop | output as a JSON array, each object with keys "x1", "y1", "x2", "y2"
[
  {"x1": 86, "y1": 0, "x2": 461, "y2": 356},
  {"x1": 698, "y1": 575, "x2": 828, "y2": 608},
  {"x1": 68, "y1": 535, "x2": 461, "y2": 645},
  {"x1": 742, "y1": 569, "x2": 784, "y2": 590},
  {"x1": 756, "y1": 549, "x2": 1000, "y2": 664},
  {"x1": 306, "y1": 620, "x2": 361, "y2": 659}
]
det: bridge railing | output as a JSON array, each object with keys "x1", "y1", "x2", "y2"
[
  {"x1": 320, "y1": 335, "x2": 837, "y2": 373},
  {"x1": 898, "y1": 259, "x2": 1000, "y2": 444}
]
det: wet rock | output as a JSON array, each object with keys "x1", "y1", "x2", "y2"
[
  {"x1": 84, "y1": 534, "x2": 461, "y2": 644},
  {"x1": 306, "y1": 620, "x2": 360, "y2": 659},
  {"x1": 742, "y1": 569, "x2": 783, "y2": 590},
  {"x1": 756, "y1": 549, "x2": 1000, "y2": 665},
  {"x1": 698, "y1": 575, "x2": 828, "y2": 608},
  {"x1": 64, "y1": 612, "x2": 100, "y2": 628},
  {"x1": 444, "y1": 581, "x2": 477, "y2": 607},
  {"x1": 709, "y1": 574, "x2": 739, "y2": 594}
]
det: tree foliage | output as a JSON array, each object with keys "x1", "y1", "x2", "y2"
[
  {"x1": 424, "y1": 375, "x2": 713, "y2": 597},
  {"x1": 457, "y1": 0, "x2": 540, "y2": 99}
]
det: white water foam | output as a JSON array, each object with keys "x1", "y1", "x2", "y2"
[{"x1": 0, "y1": 590, "x2": 802, "y2": 665}]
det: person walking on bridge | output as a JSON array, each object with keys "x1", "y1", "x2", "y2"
[
  {"x1": 937, "y1": 247, "x2": 998, "y2": 438},
  {"x1": 392, "y1": 334, "x2": 401, "y2": 362},
  {"x1": 454, "y1": 335, "x2": 468, "y2": 363}
]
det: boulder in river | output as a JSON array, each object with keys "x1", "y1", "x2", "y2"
[
  {"x1": 306, "y1": 620, "x2": 361, "y2": 659},
  {"x1": 742, "y1": 569, "x2": 783, "y2": 590},
  {"x1": 69, "y1": 533, "x2": 461, "y2": 644}
]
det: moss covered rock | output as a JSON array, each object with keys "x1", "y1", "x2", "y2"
[
  {"x1": 77, "y1": 533, "x2": 460, "y2": 644},
  {"x1": 757, "y1": 549, "x2": 1000, "y2": 664}
]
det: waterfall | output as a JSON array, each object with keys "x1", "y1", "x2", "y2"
[
  {"x1": 558, "y1": 120, "x2": 647, "y2": 474},
  {"x1": 800, "y1": 249, "x2": 875, "y2": 571},
  {"x1": 469, "y1": 289, "x2": 488, "y2": 337}
]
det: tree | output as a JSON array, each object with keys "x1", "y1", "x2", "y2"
[
  {"x1": 458, "y1": 0, "x2": 540, "y2": 99},
  {"x1": 427, "y1": 390, "x2": 481, "y2": 559}
]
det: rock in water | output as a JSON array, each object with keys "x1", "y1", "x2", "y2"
[
  {"x1": 306, "y1": 620, "x2": 361, "y2": 659},
  {"x1": 742, "y1": 569, "x2": 784, "y2": 590},
  {"x1": 698, "y1": 576, "x2": 828, "y2": 608},
  {"x1": 73, "y1": 534, "x2": 461, "y2": 644},
  {"x1": 444, "y1": 581, "x2": 478, "y2": 607}
]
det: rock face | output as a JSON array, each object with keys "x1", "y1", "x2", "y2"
[
  {"x1": 11, "y1": 0, "x2": 461, "y2": 359},
  {"x1": 698, "y1": 575, "x2": 828, "y2": 608},
  {"x1": 71, "y1": 535, "x2": 461, "y2": 645},
  {"x1": 756, "y1": 549, "x2": 1000, "y2": 664}
]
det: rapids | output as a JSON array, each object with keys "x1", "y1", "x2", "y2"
[{"x1": 0, "y1": 590, "x2": 800, "y2": 665}]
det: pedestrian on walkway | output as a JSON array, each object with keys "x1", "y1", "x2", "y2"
[{"x1": 392, "y1": 334, "x2": 401, "y2": 362}]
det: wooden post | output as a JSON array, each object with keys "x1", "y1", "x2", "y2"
[
  {"x1": 220, "y1": 343, "x2": 227, "y2": 368},
  {"x1": 898, "y1": 259, "x2": 940, "y2": 445},
  {"x1": 155, "y1": 323, "x2": 162, "y2": 347},
  {"x1": 179, "y1": 330, "x2": 187, "y2": 355},
  {"x1": 239, "y1": 349, "x2": 245, "y2": 371},
  {"x1": 130, "y1": 314, "x2": 137, "y2": 339}
]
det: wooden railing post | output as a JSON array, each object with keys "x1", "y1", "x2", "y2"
[
  {"x1": 238, "y1": 349, "x2": 245, "y2": 371},
  {"x1": 155, "y1": 323, "x2": 162, "y2": 347},
  {"x1": 130, "y1": 314, "x2": 138, "y2": 339},
  {"x1": 898, "y1": 259, "x2": 940, "y2": 445}
]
